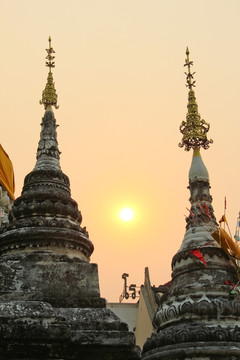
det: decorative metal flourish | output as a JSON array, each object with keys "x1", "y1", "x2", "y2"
[
  {"x1": 184, "y1": 47, "x2": 196, "y2": 90},
  {"x1": 179, "y1": 48, "x2": 213, "y2": 151},
  {"x1": 40, "y1": 37, "x2": 59, "y2": 109}
]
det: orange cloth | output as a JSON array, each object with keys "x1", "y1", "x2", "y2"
[
  {"x1": 212, "y1": 227, "x2": 240, "y2": 269},
  {"x1": 0, "y1": 144, "x2": 15, "y2": 200}
]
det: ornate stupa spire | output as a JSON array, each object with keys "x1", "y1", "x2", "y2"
[
  {"x1": 141, "y1": 49, "x2": 240, "y2": 360},
  {"x1": 178, "y1": 48, "x2": 216, "y2": 238},
  {"x1": 40, "y1": 36, "x2": 59, "y2": 110},
  {"x1": 0, "y1": 36, "x2": 95, "y2": 275},
  {"x1": 0, "y1": 38, "x2": 140, "y2": 359},
  {"x1": 179, "y1": 47, "x2": 213, "y2": 151},
  {"x1": 35, "y1": 37, "x2": 61, "y2": 171}
]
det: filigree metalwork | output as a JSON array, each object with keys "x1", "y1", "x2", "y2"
[
  {"x1": 184, "y1": 47, "x2": 195, "y2": 90},
  {"x1": 179, "y1": 48, "x2": 213, "y2": 151},
  {"x1": 40, "y1": 37, "x2": 59, "y2": 109}
]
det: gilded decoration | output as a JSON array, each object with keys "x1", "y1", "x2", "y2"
[
  {"x1": 40, "y1": 37, "x2": 59, "y2": 109},
  {"x1": 179, "y1": 48, "x2": 213, "y2": 151}
]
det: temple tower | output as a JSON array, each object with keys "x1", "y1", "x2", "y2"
[
  {"x1": 0, "y1": 38, "x2": 140, "y2": 360},
  {"x1": 141, "y1": 49, "x2": 240, "y2": 359}
]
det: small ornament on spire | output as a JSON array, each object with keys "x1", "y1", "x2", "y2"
[
  {"x1": 184, "y1": 47, "x2": 196, "y2": 90},
  {"x1": 40, "y1": 36, "x2": 59, "y2": 110},
  {"x1": 178, "y1": 47, "x2": 213, "y2": 151}
]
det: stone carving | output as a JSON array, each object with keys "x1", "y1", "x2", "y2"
[
  {"x1": 24, "y1": 169, "x2": 70, "y2": 187},
  {"x1": 0, "y1": 186, "x2": 13, "y2": 225},
  {"x1": 143, "y1": 324, "x2": 240, "y2": 350},
  {"x1": 37, "y1": 111, "x2": 60, "y2": 160},
  {"x1": 185, "y1": 178, "x2": 217, "y2": 230},
  {"x1": 155, "y1": 295, "x2": 240, "y2": 326},
  {"x1": 0, "y1": 111, "x2": 94, "y2": 266},
  {"x1": 0, "y1": 38, "x2": 140, "y2": 359},
  {"x1": 142, "y1": 51, "x2": 240, "y2": 359},
  {"x1": 0, "y1": 106, "x2": 140, "y2": 357},
  {"x1": 9, "y1": 197, "x2": 81, "y2": 222},
  {"x1": 172, "y1": 246, "x2": 229, "y2": 267}
]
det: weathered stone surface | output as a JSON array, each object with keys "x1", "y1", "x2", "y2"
[
  {"x1": 0, "y1": 251, "x2": 105, "y2": 308},
  {"x1": 0, "y1": 301, "x2": 140, "y2": 359},
  {"x1": 0, "y1": 111, "x2": 93, "y2": 260},
  {"x1": 0, "y1": 108, "x2": 140, "y2": 359},
  {"x1": 141, "y1": 150, "x2": 240, "y2": 359}
]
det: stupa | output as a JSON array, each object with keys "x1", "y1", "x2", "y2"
[
  {"x1": 0, "y1": 38, "x2": 140, "y2": 360},
  {"x1": 141, "y1": 49, "x2": 240, "y2": 359}
]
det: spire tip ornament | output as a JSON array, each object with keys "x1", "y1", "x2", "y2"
[
  {"x1": 40, "y1": 36, "x2": 59, "y2": 110},
  {"x1": 184, "y1": 46, "x2": 195, "y2": 90},
  {"x1": 178, "y1": 48, "x2": 213, "y2": 151}
]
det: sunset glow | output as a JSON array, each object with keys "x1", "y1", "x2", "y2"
[
  {"x1": 2, "y1": 0, "x2": 240, "y2": 302},
  {"x1": 119, "y1": 208, "x2": 135, "y2": 222}
]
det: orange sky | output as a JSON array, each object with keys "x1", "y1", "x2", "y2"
[{"x1": 1, "y1": 0, "x2": 240, "y2": 301}]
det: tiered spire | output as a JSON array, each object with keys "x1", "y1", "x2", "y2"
[
  {"x1": 141, "y1": 47, "x2": 240, "y2": 360},
  {"x1": 0, "y1": 37, "x2": 140, "y2": 360},
  {"x1": 178, "y1": 47, "x2": 213, "y2": 151},
  {"x1": 35, "y1": 38, "x2": 61, "y2": 171},
  {"x1": 179, "y1": 48, "x2": 216, "y2": 235},
  {"x1": 40, "y1": 36, "x2": 59, "y2": 110},
  {"x1": 0, "y1": 36, "x2": 93, "y2": 261}
]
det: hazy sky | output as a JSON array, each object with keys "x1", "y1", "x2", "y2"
[{"x1": 1, "y1": 0, "x2": 240, "y2": 301}]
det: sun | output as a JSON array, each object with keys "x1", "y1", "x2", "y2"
[{"x1": 119, "y1": 207, "x2": 135, "y2": 222}]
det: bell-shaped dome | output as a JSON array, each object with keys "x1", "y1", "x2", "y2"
[{"x1": 189, "y1": 146, "x2": 209, "y2": 182}]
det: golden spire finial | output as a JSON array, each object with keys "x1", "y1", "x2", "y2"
[
  {"x1": 184, "y1": 46, "x2": 196, "y2": 90},
  {"x1": 40, "y1": 36, "x2": 59, "y2": 109},
  {"x1": 178, "y1": 47, "x2": 213, "y2": 151}
]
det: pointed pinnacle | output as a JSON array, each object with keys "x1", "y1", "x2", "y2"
[
  {"x1": 40, "y1": 37, "x2": 59, "y2": 110},
  {"x1": 184, "y1": 47, "x2": 195, "y2": 90},
  {"x1": 179, "y1": 48, "x2": 213, "y2": 151}
]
